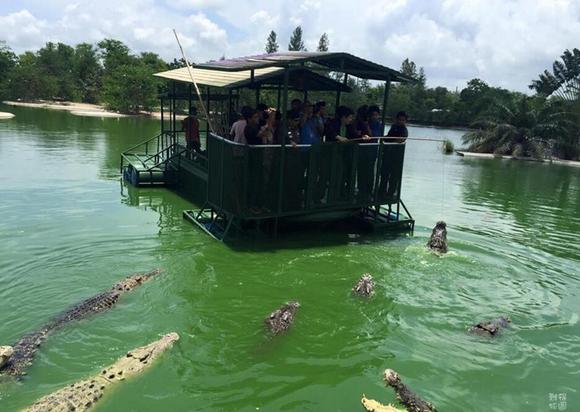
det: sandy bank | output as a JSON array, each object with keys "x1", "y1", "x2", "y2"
[
  {"x1": 456, "y1": 151, "x2": 580, "y2": 168},
  {"x1": 0, "y1": 112, "x2": 15, "y2": 119},
  {"x1": 1, "y1": 100, "x2": 184, "y2": 120}
]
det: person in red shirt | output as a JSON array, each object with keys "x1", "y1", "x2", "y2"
[{"x1": 182, "y1": 107, "x2": 201, "y2": 154}]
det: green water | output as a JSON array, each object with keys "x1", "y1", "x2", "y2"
[{"x1": 0, "y1": 104, "x2": 579, "y2": 412}]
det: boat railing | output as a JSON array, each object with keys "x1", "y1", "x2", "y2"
[{"x1": 206, "y1": 133, "x2": 407, "y2": 219}]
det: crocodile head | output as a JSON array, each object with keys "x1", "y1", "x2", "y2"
[
  {"x1": 0, "y1": 346, "x2": 14, "y2": 369},
  {"x1": 112, "y1": 269, "x2": 162, "y2": 293},
  {"x1": 99, "y1": 332, "x2": 179, "y2": 382},
  {"x1": 384, "y1": 369, "x2": 401, "y2": 387}
]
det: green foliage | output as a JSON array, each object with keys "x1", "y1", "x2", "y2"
[
  {"x1": 442, "y1": 139, "x2": 454, "y2": 154},
  {"x1": 317, "y1": 33, "x2": 329, "y2": 52},
  {"x1": 288, "y1": 26, "x2": 306, "y2": 51},
  {"x1": 73, "y1": 43, "x2": 102, "y2": 103},
  {"x1": 530, "y1": 48, "x2": 580, "y2": 102},
  {"x1": 265, "y1": 31, "x2": 279, "y2": 54},
  {"x1": 462, "y1": 97, "x2": 574, "y2": 159},
  {"x1": 0, "y1": 41, "x2": 17, "y2": 98}
]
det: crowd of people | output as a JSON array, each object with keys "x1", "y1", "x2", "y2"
[
  {"x1": 227, "y1": 99, "x2": 409, "y2": 146},
  {"x1": 182, "y1": 99, "x2": 410, "y2": 213}
]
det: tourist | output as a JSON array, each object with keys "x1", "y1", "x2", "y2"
[
  {"x1": 300, "y1": 101, "x2": 321, "y2": 145},
  {"x1": 324, "y1": 105, "x2": 355, "y2": 142},
  {"x1": 230, "y1": 106, "x2": 252, "y2": 144},
  {"x1": 182, "y1": 107, "x2": 201, "y2": 154},
  {"x1": 244, "y1": 109, "x2": 265, "y2": 145},
  {"x1": 354, "y1": 105, "x2": 371, "y2": 140},
  {"x1": 386, "y1": 111, "x2": 409, "y2": 141},
  {"x1": 287, "y1": 98, "x2": 303, "y2": 118},
  {"x1": 257, "y1": 103, "x2": 269, "y2": 127},
  {"x1": 356, "y1": 105, "x2": 378, "y2": 202},
  {"x1": 368, "y1": 105, "x2": 384, "y2": 138},
  {"x1": 313, "y1": 101, "x2": 326, "y2": 139}
]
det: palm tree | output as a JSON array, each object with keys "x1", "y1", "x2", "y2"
[
  {"x1": 530, "y1": 48, "x2": 580, "y2": 102},
  {"x1": 462, "y1": 97, "x2": 573, "y2": 159}
]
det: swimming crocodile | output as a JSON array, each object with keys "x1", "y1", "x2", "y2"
[
  {"x1": 427, "y1": 221, "x2": 448, "y2": 254},
  {"x1": 468, "y1": 316, "x2": 511, "y2": 337},
  {"x1": 362, "y1": 394, "x2": 406, "y2": 412},
  {"x1": 265, "y1": 301, "x2": 300, "y2": 334},
  {"x1": 25, "y1": 332, "x2": 179, "y2": 412},
  {"x1": 362, "y1": 369, "x2": 436, "y2": 412},
  {"x1": 353, "y1": 273, "x2": 375, "y2": 297},
  {"x1": 0, "y1": 269, "x2": 161, "y2": 377},
  {"x1": 384, "y1": 369, "x2": 436, "y2": 412}
]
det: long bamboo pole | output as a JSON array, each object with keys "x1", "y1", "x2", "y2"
[{"x1": 173, "y1": 29, "x2": 215, "y2": 134}]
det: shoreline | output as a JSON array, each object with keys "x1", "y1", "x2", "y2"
[
  {"x1": 1, "y1": 100, "x2": 186, "y2": 120},
  {"x1": 456, "y1": 151, "x2": 580, "y2": 168}
]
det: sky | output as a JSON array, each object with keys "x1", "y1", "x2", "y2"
[{"x1": 0, "y1": 0, "x2": 579, "y2": 92}]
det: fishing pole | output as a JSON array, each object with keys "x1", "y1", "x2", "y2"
[{"x1": 172, "y1": 29, "x2": 215, "y2": 134}]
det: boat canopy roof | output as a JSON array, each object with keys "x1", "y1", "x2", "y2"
[
  {"x1": 154, "y1": 66, "x2": 353, "y2": 92},
  {"x1": 191, "y1": 51, "x2": 414, "y2": 83}
]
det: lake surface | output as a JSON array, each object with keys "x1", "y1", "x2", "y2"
[{"x1": 0, "y1": 104, "x2": 579, "y2": 412}]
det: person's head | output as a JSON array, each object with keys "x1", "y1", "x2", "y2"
[
  {"x1": 395, "y1": 111, "x2": 409, "y2": 126},
  {"x1": 241, "y1": 106, "x2": 253, "y2": 121},
  {"x1": 257, "y1": 103, "x2": 268, "y2": 112},
  {"x1": 247, "y1": 109, "x2": 260, "y2": 125},
  {"x1": 356, "y1": 105, "x2": 369, "y2": 122},
  {"x1": 368, "y1": 105, "x2": 380, "y2": 122},
  {"x1": 315, "y1": 101, "x2": 326, "y2": 116},
  {"x1": 188, "y1": 107, "x2": 198, "y2": 116},
  {"x1": 336, "y1": 105, "x2": 354, "y2": 125},
  {"x1": 303, "y1": 101, "x2": 313, "y2": 117},
  {"x1": 291, "y1": 98, "x2": 302, "y2": 112}
]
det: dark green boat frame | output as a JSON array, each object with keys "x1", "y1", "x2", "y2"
[{"x1": 121, "y1": 52, "x2": 415, "y2": 241}]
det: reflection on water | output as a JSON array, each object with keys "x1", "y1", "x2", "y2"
[{"x1": 0, "y1": 106, "x2": 579, "y2": 412}]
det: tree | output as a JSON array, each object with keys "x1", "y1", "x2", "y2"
[
  {"x1": 36, "y1": 42, "x2": 79, "y2": 100},
  {"x1": 317, "y1": 33, "x2": 329, "y2": 52},
  {"x1": 265, "y1": 31, "x2": 279, "y2": 54},
  {"x1": 8, "y1": 51, "x2": 59, "y2": 100},
  {"x1": 400, "y1": 58, "x2": 418, "y2": 79},
  {"x1": 288, "y1": 26, "x2": 306, "y2": 51},
  {"x1": 73, "y1": 43, "x2": 102, "y2": 103},
  {"x1": 97, "y1": 39, "x2": 133, "y2": 72},
  {"x1": 0, "y1": 41, "x2": 17, "y2": 98},
  {"x1": 462, "y1": 97, "x2": 572, "y2": 158},
  {"x1": 530, "y1": 48, "x2": 580, "y2": 102}
]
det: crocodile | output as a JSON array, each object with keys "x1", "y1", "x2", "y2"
[
  {"x1": 384, "y1": 369, "x2": 436, "y2": 412},
  {"x1": 25, "y1": 332, "x2": 179, "y2": 412},
  {"x1": 353, "y1": 273, "x2": 375, "y2": 297},
  {"x1": 427, "y1": 221, "x2": 448, "y2": 254},
  {"x1": 362, "y1": 369, "x2": 436, "y2": 412},
  {"x1": 468, "y1": 316, "x2": 511, "y2": 337},
  {"x1": 0, "y1": 269, "x2": 161, "y2": 377},
  {"x1": 265, "y1": 301, "x2": 300, "y2": 334},
  {"x1": 362, "y1": 394, "x2": 406, "y2": 412}
]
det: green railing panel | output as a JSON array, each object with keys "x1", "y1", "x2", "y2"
[{"x1": 205, "y1": 134, "x2": 406, "y2": 219}]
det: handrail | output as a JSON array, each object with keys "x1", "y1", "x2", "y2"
[{"x1": 122, "y1": 132, "x2": 163, "y2": 154}]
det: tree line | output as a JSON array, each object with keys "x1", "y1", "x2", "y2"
[{"x1": 0, "y1": 31, "x2": 577, "y2": 159}]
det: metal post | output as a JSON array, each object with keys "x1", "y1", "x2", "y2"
[
  {"x1": 275, "y1": 67, "x2": 290, "y2": 236},
  {"x1": 188, "y1": 83, "x2": 192, "y2": 115},
  {"x1": 381, "y1": 77, "x2": 391, "y2": 132},
  {"x1": 335, "y1": 73, "x2": 348, "y2": 111},
  {"x1": 228, "y1": 89, "x2": 233, "y2": 127},
  {"x1": 206, "y1": 86, "x2": 211, "y2": 140},
  {"x1": 303, "y1": 90, "x2": 308, "y2": 102},
  {"x1": 160, "y1": 97, "x2": 164, "y2": 134},
  {"x1": 276, "y1": 83, "x2": 281, "y2": 111},
  {"x1": 172, "y1": 81, "x2": 177, "y2": 145}
]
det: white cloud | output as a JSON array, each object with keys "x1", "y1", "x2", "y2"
[{"x1": 1, "y1": 0, "x2": 579, "y2": 91}]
